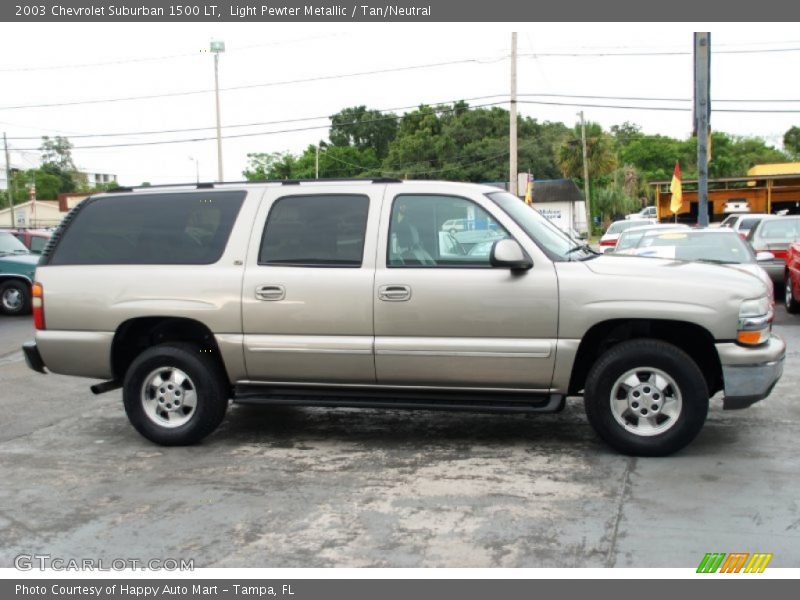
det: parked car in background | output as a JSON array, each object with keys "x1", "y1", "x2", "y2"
[
  {"x1": 613, "y1": 223, "x2": 690, "y2": 254},
  {"x1": 746, "y1": 215, "x2": 800, "y2": 285},
  {"x1": 0, "y1": 231, "x2": 39, "y2": 315},
  {"x1": 599, "y1": 219, "x2": 657, "y2": 252},
  {"x1": 10, "y1": 229, "x2": 52, "y2": 254},
  {"x1": 720, "y1": 213, "x2": 769, "y2": 240},
  {"x1": 625, "y1": 206, "x2": 657, "y2": 220},
  {"x1": 785, "y1": 240, "x2": 800, "y2": 313},
  {"x1": 722, "y1": 199, "x2": 751, "y2": 214},
  {"x1": 626, "y1": 228, "x2": 773, "y2": 293}
]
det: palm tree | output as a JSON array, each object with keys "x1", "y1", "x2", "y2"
[{"x1": 556, "y1": 122, "x2": 618, "y2": 180}]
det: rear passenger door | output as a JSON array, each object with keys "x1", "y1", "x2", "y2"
[{"x1": 241, "y1": 186, "x2": 382, "y2": 384}]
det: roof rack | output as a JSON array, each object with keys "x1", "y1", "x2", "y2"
[{"x1": 105, "y1": 177, "x2": 402, "y2": 193}]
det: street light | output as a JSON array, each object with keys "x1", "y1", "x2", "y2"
[
  {"x1": 210, "y1": 40, "x2": 225, "y2": 182},
  {"x1": 188, "y1": 156, "x2": 199, "y2": 183}
]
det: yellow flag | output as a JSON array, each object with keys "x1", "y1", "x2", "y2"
[
  {"x1": 524, "y1": 174, "x2": 533, "y2": 205},
  {"x1": 670, "y1": 161, "x2": 683, "y2": 214}
]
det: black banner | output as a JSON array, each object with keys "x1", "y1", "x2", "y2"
[
  {"x1": 4, "y1": 579, "x2": 800, "y2": 600},
  {"x1": 2, "y1": 0, "x2": 799, "y2": 22}
]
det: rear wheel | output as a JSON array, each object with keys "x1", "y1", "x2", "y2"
[
  {"x1": 0, "y1": 280, "x2": 31, "y2": 315},
  {"x1": 785, "y1": 273, "x2": 800, "y2": 314},
  {"x1": 584, "y1": 339, "x2": 709, "y2": 456},
  {"x1": 122, "y1": 343, "x2": 229, "y2": 445}
]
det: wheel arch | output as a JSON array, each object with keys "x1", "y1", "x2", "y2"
[
  {"x1": 568, "y1": 318, "x2": 722, "y2": 397},
  {"x1": 111, "y1": 317, "x2": 230, "y2": 388}
]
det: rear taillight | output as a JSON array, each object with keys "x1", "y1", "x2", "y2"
[{"x1": 32, "y1": 282, "x2": 45, "y2": 330}]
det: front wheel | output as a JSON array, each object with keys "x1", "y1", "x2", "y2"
[
  {"x1": 584, "y1": 339, "x2": 709, "y2": 456},
  {"x1": 123, "y1": 343, "x2": 229, "y2": 446}
]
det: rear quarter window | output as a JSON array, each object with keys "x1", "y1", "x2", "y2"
[{"x1": 47, "y1": 191, "x2": 246, "y2": 265}]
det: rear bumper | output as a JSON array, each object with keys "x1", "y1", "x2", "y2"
[
  {"x1": 716, "y1": 335, "x2": 785, "y2": 409},
  {"x1": 22, "y1": 341, "x2": 47, "y2": 374}
]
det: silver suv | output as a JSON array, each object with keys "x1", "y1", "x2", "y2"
[{"x1": 22, "y1": 180, "x2": 785, "y2": 456}]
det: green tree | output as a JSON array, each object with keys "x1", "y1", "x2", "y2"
[
  {"x1": 592, "y1": 186, "x2": 640, "y2": 224},
  {"x1": 556, "y1": 123, "x2": 618, "y2": 181},
  {"x1": 39, "y1": 136, "x2": 80, "y2": 194},
  {"x1": 783, "y1": 126, "x2": 800, "y2": 158},
  {"x1": 10, "y1": 169, "x2": 61, "y2": 201},
  {"x1": 329, "y1": 106, "x2": 398, "y2": 159}
]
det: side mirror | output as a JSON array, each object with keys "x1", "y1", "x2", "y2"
[
  {"x1": 756, "y1": 251, "x2": 775, "y2": 262},
  {"x1": 490, "y1": 239, "x2": 532, "y2": 270}
]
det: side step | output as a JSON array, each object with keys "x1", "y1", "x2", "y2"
[{"x1": 233, "y1": 385, "x2": 565, "y2": 414}]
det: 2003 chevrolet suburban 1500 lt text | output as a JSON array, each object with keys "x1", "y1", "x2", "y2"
[{"x1": 22, "y1": 180, "x2": 785, "y2": 455}]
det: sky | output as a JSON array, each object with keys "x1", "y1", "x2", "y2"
[{"x1": 0, "y1": 22, "x2": 798, "y2": 186}]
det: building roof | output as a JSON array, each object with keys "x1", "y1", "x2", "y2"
[{"x1": 747, "y1": 162, "x2": 800, "y2": 177}]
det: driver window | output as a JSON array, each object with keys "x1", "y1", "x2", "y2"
[{"x1": 388, "y1": 194, "x2": 510, "y2": 267}]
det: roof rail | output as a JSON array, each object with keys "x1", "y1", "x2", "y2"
[{"x1": 104, "y1": 177, "x2": 402, "y2": 193}]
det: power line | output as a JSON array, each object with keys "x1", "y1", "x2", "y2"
[
  {"x1": 0, "y1": 34, "x2": 343, "y2": 73},
  {"x1": 518, "y1": 99, "x2": 800, "y2": 113},
  {"x1": 8, "y1": 101, "x2": 509, "y2": 151},
  {"x1": 8, "y1": 91, "x2": 800, "y2": 142},
  {"x1": 4, "y1": 95, "x2": 507, "y2": 140},
  {"x1": 0, "y1": 56, "x2": 505, "y2": 111}
]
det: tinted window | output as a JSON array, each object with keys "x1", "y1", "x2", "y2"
[
  {"x1": 388, "y1": 195, "x2": 509, "y2": 267},
  {"x1": 30, "y1": 236, "x2": 48, "y2": 253},
  {"x1": 49, "y1": 191, "x2": 245, "y2": 265},
  {"x1": 259, "y1": 195, "x2": 369, "y2": 267},
  {"x1": 0, "y1": 232, "x2": 29, "y2": 254},
  {"x1": 758, "y1": 218, "x2": 800, "y2": 241}
]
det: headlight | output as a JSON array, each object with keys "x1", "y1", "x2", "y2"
[{"x1": 737, "y1": 296, "x2": 773, "y2": 346}]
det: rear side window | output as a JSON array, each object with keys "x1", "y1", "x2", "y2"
[
  {"x1": 759, "y1": 218, "x2": 800, "y2": 241},
  {"x1": 48, "y1": 191, "x2": 245, "y2": 265},
  {"x1": 259, "y1": 194, "x2": 369, "y2": 267}
]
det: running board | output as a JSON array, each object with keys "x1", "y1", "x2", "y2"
[{"x1": 233, "y1": 385, "x2": 565, "y2": 414}]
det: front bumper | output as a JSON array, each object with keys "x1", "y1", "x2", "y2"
[
  {"x1": 716, "y1": 335, "x2": 785, "y2": 409},
  {"x1": 22, "y1": 341, "x2": 47, "y2": 374}
]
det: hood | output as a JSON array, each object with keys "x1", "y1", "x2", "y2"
[
  {"x1": 0, "y1": 253, "x2": 40, "y2": 270},
  {"x1": 585, "y1": 254, "x2": 769, "y2": 298}
]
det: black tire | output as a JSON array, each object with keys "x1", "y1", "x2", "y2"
[
  {"x1": 785, "y1": 273, "x2": 800, "y2": 314},
  {"x1": 0, "y1": 280, "x2": 32, "y2": 316},
  {"x1": 122, "y1": 343, "x2": 229, "y2": 446},
  {"x1": 584, "y1": 339, "x2": 709, "y2": 456}
]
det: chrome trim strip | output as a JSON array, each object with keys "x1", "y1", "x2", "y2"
[
  {"x1": 250, "y1": 348, "x2": 372, "y2": 355},
  {"x1": 375, "y1": 337, "x2": 553, "y2": 358},
  {"x1": 236, "y1": 380, "x2": 555, "y2": 394},
  {"x1": 376, "y1": 350, "x2": 549, "y2": 358}
]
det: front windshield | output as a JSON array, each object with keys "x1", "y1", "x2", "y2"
[
  {"x1": 0, "y1": 232, "x2": 30, "y2": 255},
  {"x1": 488, "y1": 191, "x2": 590, "y2": 261},
  {"x1": 634, "y1": 231, "x2": 755, "y2": 264}
]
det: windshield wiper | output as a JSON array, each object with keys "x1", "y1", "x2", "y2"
[
  {"x1": 696, "y1": 258, "x2": 737, "y2": 265},
  {"x1": 565, "y1": 243, "x2": 599, "y2": 260}
]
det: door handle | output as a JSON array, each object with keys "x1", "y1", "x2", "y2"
[
  {"x1": 255, "y1": 285, "x2": 286, "y2": 301},
  {"x1": 378, "y1": 285, "x2": 411, "y2": 302}
]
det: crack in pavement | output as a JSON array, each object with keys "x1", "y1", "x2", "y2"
[{"x1": 605, "y1": 456, "x2": 636, "y2": 568}]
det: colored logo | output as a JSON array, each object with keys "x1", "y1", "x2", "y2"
[{"x1": 697, "y1": 553, "x2": 773, "y2": 573}]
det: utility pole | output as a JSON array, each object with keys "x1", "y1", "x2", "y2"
[
  {"x1": 315, "y1": 144, "x2": 320, "y2": 179},
  {"x1": 578, "y1": 111, "x2": 591, "y2": 233},
  {"x1": 210, "y1": 40, "x2": 225, "y2": 182},
  {"x1": 3, "y1": 133, "x2": 15, "y2": 228},
  {"x1": 509, "y1": 32, "x2": 518, "y2": 196},
  {"x1": 695, "y1": 32, "x2": 711, "y2": 227}
]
